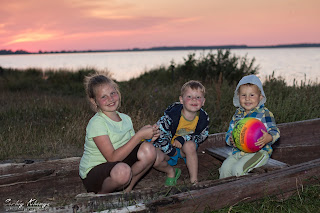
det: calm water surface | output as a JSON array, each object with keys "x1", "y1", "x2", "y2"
[{"x1": 0, "y1": 48, "x2": 319, "y2": 84}]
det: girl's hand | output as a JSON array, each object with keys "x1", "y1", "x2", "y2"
[
  {"x1": 255, "y1": 129, "x2": 273, "y2": 148},
  {"x1": 138, "y1": 124, "x2": 159, "y2": 141},
  {"x1": 172, "y1": 140, "x2": 182, "y2": 149},
  {"x1": 137, "y1": 125, "x2": 154, "y2": 141},
  {"x1": 150, "y1": 124, "x2": 160, "y2": 142}
]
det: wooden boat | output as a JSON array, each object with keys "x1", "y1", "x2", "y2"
[{"x1": 0, "y1": 118, "x2": 319, "y2": 212}]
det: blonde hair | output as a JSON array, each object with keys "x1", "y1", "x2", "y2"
[
  {"x1": 84, "y1": 73, "x2": 121, "y2": 112},
  {"x1": 181, "y1": 80, "x2": 206, "y2": 96},
  {"x1": 238, "y1": 83, "x2": 261, "y2": 95}
]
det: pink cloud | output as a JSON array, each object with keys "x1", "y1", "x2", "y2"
[{"x1": 0, "y1": 0, "x2": 319, "y2": 52}]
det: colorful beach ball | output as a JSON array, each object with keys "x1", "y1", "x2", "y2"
[{"x1": 232, "y1": 117, "x2": 267, "y2": 153}]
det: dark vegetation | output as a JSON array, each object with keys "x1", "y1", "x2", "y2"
[
  {"x1": 1, "y1": 49, "x2": 319, "y2": 161},
  {"x1": 1, "y1": 49, "x2": 319, "y2": 212},
  {"x1": 1, "y1": 43, "x2": 320, "y2": 55}
]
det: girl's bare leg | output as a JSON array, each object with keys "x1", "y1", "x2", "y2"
[
  {"x1": 153, "y1": 148, "x2": 175, "y2": 178},
  {"x1": 99, "y1": 163, "x2": 131, "y2": 193},
  {"x1": 125, "y1": 142, "x2": 156, "y2": 192}
]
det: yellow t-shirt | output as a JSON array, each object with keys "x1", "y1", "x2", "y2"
[{"x1": 171, "y1": 113, "x2": 199, "y2": 144}]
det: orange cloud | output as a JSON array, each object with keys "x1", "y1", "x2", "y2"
[
  {"x1": 0, "y1": 0, "x2": 319, "y2": 52},
  {"x1": 5, "y1": 30, "x2": 60, "y2": 45}
]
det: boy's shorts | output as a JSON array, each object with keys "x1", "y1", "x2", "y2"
[
  {"x1": 81, "y1": 143, "x2": 141, "y2": 193},
  {"x1": 167, "y1": 143, "x2": 198, "y2": 166}
]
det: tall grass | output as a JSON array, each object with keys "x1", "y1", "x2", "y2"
[{"x1": 0, "y1": 50, "x2": 319, "y2": 161}]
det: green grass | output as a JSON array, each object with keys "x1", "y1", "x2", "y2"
[
  {"x1": 208, "y1": 183, "x2": 320, "y2": 213},
  {"x1": 0, "y1": 50, "x2": 319, "y2": 211},
  {"x1": 0, "y1": 50, "x2": 319, "y2": 160}
]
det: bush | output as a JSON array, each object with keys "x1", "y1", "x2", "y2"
[
  {"x1": 174, "y1": 49, "x2": 259, "y2": 84},
  {"x1": 0, "y1": 49, "x2": 319, "y2": 160}
]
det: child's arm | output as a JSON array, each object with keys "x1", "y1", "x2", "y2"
[
  {"x1": 190, "y1": 125, "x2": 209, "y2": 145},
  {"x1": 228, "y1": 132, "x2": 236, "y2": 147},
  {"x1": 153, "y1": 115, "x2": 176, "y2": 157},
  {"x1": 175, "y1": 113, "x2": 210, "y2": 146},
  {"x1": 255, "y1": 110, "x2": 280, "y2": 148},
  {"x1": 94, "y1": 125, "x2": 156, "y2": 162},
  {"x1": 172, "y1": 140, "x2": 182, "y2": 148},
  {"x1": 255, "y1": 129, "x2": 273, "y2": 148},
  {"x1": 225, "y1": 115, "x2": 237, "y2": 146}
]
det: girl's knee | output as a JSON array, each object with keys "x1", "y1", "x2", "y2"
[
  {"x1": 138, "y1": 142, "x2": 156, "y2": 162},
  {"x1": 110, "y1": 163, "x2": 131, "y2": 185}
]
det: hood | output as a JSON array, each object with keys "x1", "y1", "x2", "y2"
[{"x1": 233, "y1": 75, "x2": 266, "y2": 108}]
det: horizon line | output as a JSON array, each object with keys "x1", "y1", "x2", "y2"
[{"x1": 1, "y1": 42, "x2": 320, "y2": 55}]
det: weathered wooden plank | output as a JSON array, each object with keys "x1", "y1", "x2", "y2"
[
  {"x1": 206, "y1": 146, "x2": 289, "y2": 172},
  {"x1": 0, "y1": 169, "x2": 54, "y2": 185},
  {"x1": 0, "y1": 157, "x2": 80, "y2": 175},
  {"x1": 272, "y1": 118, "x2": 320, "y2": 165},
  {"x1": 0, "y1": 118, "x2": 318, "y2": 212},
  {"x1": 73, "y1": 174, "x2": 247, "y2": 212},
  {"x1": 146, "y1": 158, "x2": 320, "y2": 212},
  {"x1": 0, "y1": 157, "x2": 84, "y2": 201},
  {"x1": 275, "y1": 118, "x2": 320, "y2": 146},
  {"x1": 0, "y1": 169, "x2": 85, "y2": 202},
  {"x1": 272, "y1": 144, "x2": 320, "y2": 166}
]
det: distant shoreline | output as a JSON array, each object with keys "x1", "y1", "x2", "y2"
[{"x1": 1, "y1": 43, "x2": 320, "y2": 55}]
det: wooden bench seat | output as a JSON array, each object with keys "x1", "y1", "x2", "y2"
[{"x1": 206, "y1": 146, "x2": 289, "y2": 172}]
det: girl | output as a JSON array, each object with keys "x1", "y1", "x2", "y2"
[{"x1": 79, "y1": 73, "x2": 178, "y2": 194}]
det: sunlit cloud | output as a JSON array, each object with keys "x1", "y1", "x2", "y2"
[
  {"x1": 0, "y1": 24, "x2": 7, "y2": 34},
  {"x1": 0, "y1": 0, "x2": 319, "y2": 51},
  {"x1": 5, "y1": 30, "x2": 61, "y2": 45}
]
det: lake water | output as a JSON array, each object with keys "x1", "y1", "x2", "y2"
[{"x1": 0, "y1": 48, "x2": 319, "y2": 85}]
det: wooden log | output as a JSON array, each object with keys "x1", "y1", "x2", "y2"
[
  {"x1": 0, "y1": 157, "x2": 85, "y2": 201},
  {"x1": 0, "y1": 169, "x2": 54, "y2": 185},
  {"x1": 146, "y1": 158, "x2": 320, "y2": 212},
  {"x1": 0, "y1": 169, "x2": 85, "y2": 202},
  {"x1": 0, "y1": 157, "x2": 80, "y2": 175}
]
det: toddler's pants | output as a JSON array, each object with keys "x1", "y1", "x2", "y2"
[{"x1": 219, "y1": 149, "x2": 269, "y2": 179}]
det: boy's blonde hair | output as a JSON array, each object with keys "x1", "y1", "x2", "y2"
[
  {"x1": 84, "y1": 72, "x2": 121, "y2": 112},
  {"x1": 238, "y1": 83, "x2": 261, "y2": 95},
  {"x1": 181, "y1": 80, "x2": 206, "y2": 96}
]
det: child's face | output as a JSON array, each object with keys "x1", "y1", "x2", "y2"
[
  {"x1": 239, "y1": 84, "x2": 263, "y2": 114},
  {"x1": 179, "y1": 87, "x2": 205, "y2": 114},
  {"x1": 91, "y1": 83, "x2": 120, "y2": 115}
]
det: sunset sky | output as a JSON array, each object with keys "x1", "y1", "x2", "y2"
[{"x1": 1, "y1": 0, "x2": 319, "y2": 52}]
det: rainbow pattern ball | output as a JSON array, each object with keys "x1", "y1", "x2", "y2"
[{"x1": 232, "y1": 117, "x2": 267, "y2": 153}]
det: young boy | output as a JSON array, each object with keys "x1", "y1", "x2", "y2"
[
  {"x1": 219, "y1": 75, "x2": 280, "y2": 179},
  {"x1": 153, "y1": 80, "x2": 209, "y2": 184}
]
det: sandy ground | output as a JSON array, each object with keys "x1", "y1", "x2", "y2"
[{"x1": 133, "y1": 152, "x2": 222, "y2": 191}]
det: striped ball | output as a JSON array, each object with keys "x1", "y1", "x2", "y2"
[{"x1": 232, "y1": 117, "x2": 267, "y2": 153}]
